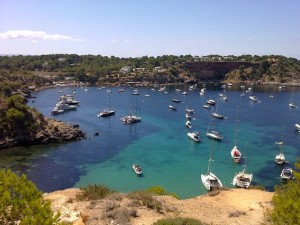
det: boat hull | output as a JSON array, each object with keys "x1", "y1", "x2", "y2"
[
  {"x1": 232, "y1": 170, "x2": 253, "y2": 188},
  {"x1": 231, "y1": 146, "x2": 242, "y2": 163},
  {"x1": 201, "y1": 172, "x2": 222, "y2": 191}
]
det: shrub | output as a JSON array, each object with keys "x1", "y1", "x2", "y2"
[
  {"x1": 153, "y1": 217, "x2": 208, "y2": 225},
  {"x1": 127, "y1": 190, "x2": 162, "y2": 212},
  {"x1": 76, "y1": 184, "x2": 115, "y2": 201},
  {"x1": 0, "y1": 169, "x2": 62, "y2": 225}
]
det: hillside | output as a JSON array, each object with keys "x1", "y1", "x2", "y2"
[{"x1": 44, "y1": 188, "x2": 273, "y2": 225}]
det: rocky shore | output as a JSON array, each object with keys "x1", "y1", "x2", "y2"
[{"x1": 0, "y1": 117, "x2": 85, "y2": 150}]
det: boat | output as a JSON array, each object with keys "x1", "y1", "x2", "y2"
[
  {"x1": 230, "y1": 106, "x2": 242, "y2": 163},
  {"x1": 289, "y1": 88, "x2": 296, "y2": 108},
  {"x1": 201, "y1": 139, "x2": 222, "y2": 191},
  {"x1": 121, "y1": 100, "x2": 142, "y2": 124},
  {"x1": 172, "y1": 98, "x2": 181, "y2": 103},
  {"x1": 232, "y1": 142, "x2": 253, "y2": 188},
  {"x1": 132, "y1": 89, "x2": 139, "y2": 95},
  {"x1": 206, "y1": 99, "x2": 216, "y2": 105},
  {"x1": 186, "y1": 120, "x2": 192, "y2": 129},
  {"x1": 169, "y1": 105, "x2": 177, "y2": 110},
  {"x1": 98, "y1": 92, "x2": 115, "y2": 118},
  {"x1": 132, "y1": 164, "x2": 142, "y2": 175},
  {"x1": 186, "y1": 107, "x2": 194, "y2": 114},
  {"x1": 59, "y1": 94, "x2": 80, "y2": 105},
  {"x1": 275, "y1": 141, "x2": 286, "y2": 165},
  {"x1": 280, "y1": 167, "x2": 295, "y2": 181},
  {"x1": 203, "y1": 104, "x2": 211, "y2": 109},
  {"x1": 212, "y1": 99, "x2": 225, "y2": 119},
  {"x1": 187, "y1": 132, "x2": 200, "y2": 142},
  {"x1": 249, "y1": 95, "x2": 258, "y2": 102},
  {"x1": 186, "y1": 113, "x2": 192, "y2": 120},
  {"x1": 206, "y1": 131, "x2": 223, "y2": 141},
  {"x1": 295, "y1": 123, "x2": 300, "y2": 131},
  {"x1": 51, "y1": 106, "x2": 64, "y2": 115}
]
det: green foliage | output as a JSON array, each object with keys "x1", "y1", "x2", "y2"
[
  {"x1": 76, "y1": 184, "x2": 115, "y2": 201},
  {"x1": 153, "y1": 217, "x2": 208, "y2": 225},
  {"x1": 146, "y1": 186, "x2": 179, "y2": 199},
  {"x1": 128, "y1": 190, "x2": 162, "y2": 212},
  {"x1": 0, "y1": 169, "x2": 61, "y2": 225},
  {"x1": 269, "y1": 159, "x2": 300, "y2": 225}
]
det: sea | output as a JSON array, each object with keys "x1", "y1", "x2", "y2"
[{"x1": 0, "y1": 83, "x2": 299, "y2": 199}]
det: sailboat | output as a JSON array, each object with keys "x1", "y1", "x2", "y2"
[
  {"x1": 232, "y1": 142, "x2": 253, "y2": 188},
  {"x1": 201, "y1": 139, "x2": 222, "y2": 191},
  {"x1": 275, "y1": 141, "x2": 286, "y2": 165},
  {"x1": 230, "y1": 106, "x2": 242, "y2": 163},
  {"x1": 98, "y1": 91, "x2": 115, "y2": 117},
  {"x1": 121, "y1": 99, "x2": 142, "y2": 124},
  {"x1": 212, "y1": 98, "x2": 225, "y2": 119},
  {"x1": 289, "y1": 88, "x2": 296, "y2": 108},
  {"x1": 206, "y1": 116, "x2": 223, "y2": 141}
]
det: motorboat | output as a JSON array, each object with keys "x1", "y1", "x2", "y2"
[
  {"x1": 275, "y1": 141, "x2": 286, "y2": 165},
  {"x1": 132, "y1": 164, "x2": 142, "y2": 175},
  {"x1": 201, "y1": 139, "x2": 222, "y2": 191},
  {"x1": 172, "y1": 98, "x2": 181, "y2": 103},
  {"x1": 232, "y1": 169, "x2": 253, "y2": 188},
  {"x1": 206, "y1": 131, "x2": 223, "y2": 141},
  {"x1": 295, "y1": 123, "x2": 300, "y2": 131},
  {"x1": 169, "y1": 105, "x2": 177, "y2": 111},
  {"x1": 132, "y1": 89, "x2": 139, "y2": 95},
  {"x1": 187, "y1": 131, "x2": 200, "y2": 142},
  {"x1": 206, "y1": 99, "x2": 216, "y2": 105},
  {"x1": 51, "y1": 106, "x2": 64, "y2": 115},
  {"x1": 280, "y1": 167, "x2": 295, "y2": 181},
  {"x1": 231, "y1": 146, "x2": 242, "y2": 163},
  {"x1": 121, "y1": 114, "x2": 141, "y2": 124},
  {"x1": 186, "y1": 107, "x2": 194, "y2": 114},
  {"x1": 212, "y1": 112, "x2": 225, "y2": 119},
  {"x1": 289, "y1": 102, "x2": 296, "y2": 108},
  {"x1": 186, "y1": 120, "x2": 192, "y2": 129},
  {"x1": 186, "y1": 113, "x2": 192, "y2": 120},
  {"x1": 249, "y1": 95, "x2": 258, "y2": 102},
  {"x1": 203, "y1": 104, "x2": 211, "y2": 109}
]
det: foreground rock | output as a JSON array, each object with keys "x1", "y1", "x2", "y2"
[
  {"x1": 0, "y1": 118, "x2": 85, "y2": 150},
  {"x1": 44, "y1": 188, "x2": 273, "y2": 225}
]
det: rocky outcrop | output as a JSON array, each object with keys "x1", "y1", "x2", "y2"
[{"x1": 0, "y1": 118, "x2": 85, "y2": 150}]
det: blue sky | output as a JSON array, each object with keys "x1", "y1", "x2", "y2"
[{"x1": 1, "y1": 0, "x2": 300, "y2": 58}]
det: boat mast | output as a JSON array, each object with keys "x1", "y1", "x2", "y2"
[
  {"x1": 234, "y1": 105, "x2": 239, "y2": 146},
  {"x1": 243, "y1": 141, "x2": 248, "y2": 173},
  {"x1": 207, "y1": 138, "x2": 214, "y2": 174}
]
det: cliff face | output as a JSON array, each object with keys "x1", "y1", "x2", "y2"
[
  {"x1": 184, "y1": 61, "x2": 256, "y2": 80},
  {"x1": 0, "y1": 117, "x2": 85, "y2": 150}
]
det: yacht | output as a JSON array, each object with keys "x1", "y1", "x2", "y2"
[
  {"x1": 295, "y1": 123, "x2": 300, "y2": 131},
  {"x1": 206, "y1": 99, "x2": 216, "y2": 105},
  {"x1": 186, "y1": 120, "x2": 192, "y2": 129},
  {"x1": 206, "y1": 131, "x2": 223, "y2": 141},
  {"x1": 169, "y1": 105, "x2": 177, "y2": 111},
  {"x1": 249, "y1": 95, "x2": 258, "y2": 102},
  {"x1": 232, "y1": 169, "x2": 253, "y2": 188},
  {"x1": 275, "y1": 142, "x2": 286, "y2": 165},
  {"x1": 172, "y1": 98, "x2": 181, "y2": 103},
  {"x1": 203, "y1": 104, "x2": 211, "y2": 109},
  {"x1": 187, "y1": 132, "x2": 200, "y2": 142}
]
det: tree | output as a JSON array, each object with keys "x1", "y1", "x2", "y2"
[
  {"x1": 0, "y1": 169, "x2": 62, "y2": 225},
  {"x1": 269, "y1": 159, "x2": 300, "y2": 225}
]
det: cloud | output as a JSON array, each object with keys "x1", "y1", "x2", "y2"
[
  {"x1": 0, "y1": 30, "x2": 82, "y2": 41},
  {"x1": 31, "y1": 40, "x2": 38, "y2": 44},
  {"x1": 110, "y1": 38, "x2": 117, "y2": 43},
  {"x1": 124, "y1": 40, "x2": 131, "y2": 44}
]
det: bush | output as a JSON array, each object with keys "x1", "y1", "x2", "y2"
[
  {"x1": 76, "y1": 184, "x2": 115, "y2": 201},
  {"x1": 0, "y1": 169, "x2": 62, "y2": 225},
  {"x1": 127, "y1": 190, "x2": 162, "y2": 212},
  {"x1": 153, "y1": 217, "x2": 208, "y2": 225}
]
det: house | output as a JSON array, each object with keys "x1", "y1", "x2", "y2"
[{"x1": 120, "y1": 66, "x2": 131, "y2": 74}]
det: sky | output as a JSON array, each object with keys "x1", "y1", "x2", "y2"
[{"x1": 0, "y1": 0, "x2": 300, "y2": 58}]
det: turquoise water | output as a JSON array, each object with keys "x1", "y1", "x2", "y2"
[{"x1": 0, "y1": 84, "x2": 299, "y2": 199}]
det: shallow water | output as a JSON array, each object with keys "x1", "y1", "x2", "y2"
[{"x1": 0, "y1": 83, "x2": 299, "y2": 199}]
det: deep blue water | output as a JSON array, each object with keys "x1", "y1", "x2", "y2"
[{"x1": 0, "y1": 83, "x2": 299, "y2": 199}]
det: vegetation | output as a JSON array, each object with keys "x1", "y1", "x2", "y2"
[
  {"x1": 268, "y1": 159, "x2": 300, "y2": 225},
  {"x1": 0, "y1": 169, "x2": 62, "y2": 225},
  {"x1": 153, "y1": 217, "x2": 208, "y2": 225},
  {"x1": 76, "y1": 184, "x2": 116, "y2": 200}
]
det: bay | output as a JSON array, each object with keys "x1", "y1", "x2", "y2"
[{"x1": 0, "y1": 83, "x2": 299, "y2": 199}]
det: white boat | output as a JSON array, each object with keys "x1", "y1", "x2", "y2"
[
  {"x1": 289, "y1": 88, "x2": 296, "y2": 108},
  {"x1": 249, "y1": 95, "x2": 258, "y2": 102},
  {"x1": 186, "y1": 107, "x2": 194, "y2": 114},
  {"x1": 98, "y1": 92, "x2": 115, "y2": 118},
  {"x1": 275, "y1": 141, "x2": 286, "y2": 165},
  {"x1": 59, "y1": 94, "x2": 80, "y2": 105},
  {"x1": 186, "y1": 120, "x2": 192, "y2": 129},
  {"x1": 280, "y1": 167, "x2": 295, "y2": 181},
  {"x1": 201, "y1": 139, "x2": 222, "y2": 191},
  {"x1": 51, "y1": 106, "x2": 64, "y2": 115},
  {"x1": 206, "y1": 99, "x2": 216, "y2": 105},
  {"x1": 132, "y1": 89, "x2": 139, "y2": 95},
  {"x1": 186, "y1": 113, "x2": 192, "y2": 120},
  {"x1": 56, "y1": 101, "x2": 77, "y2": 110},
  {"x1": 232, "y1": 142, "x2": 253, "y2": 188},
  {"x1": 182, "y1": 92, "x2": 187, "y2": 95},
  {"x1": 212, "y1": 98, "x2": 225, "y2": 119},
  {"x1": 169, "y1": 105, "x2": 177, "y2": 110},
  {"x1": 121, "y1": 100, "x2": 142, "y2": 124},
  {"x1": 206, "y1": 131, "x2": 223, "y2": 141},
  {"x1": 232, "y1": 169, "x2": 253, "y2": 188},
  {"x1": 132, "y1": 164, "x2": 142, "y2": 175},
  {"x1": 187, "y1": 132, "x2": 200, "y2": 142},
  {"x1": 203, "y1": 104, "x2": 211, "y2": 109},
  {"x1": 295, "y1": 123, "x2": 300, "y2": 131},
  {"x1": 172, "y1": 98, "x2": 181, "y2": 103},
  {"x1": 230, "y1": 106, "x2": 242, "y2": 163}
]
